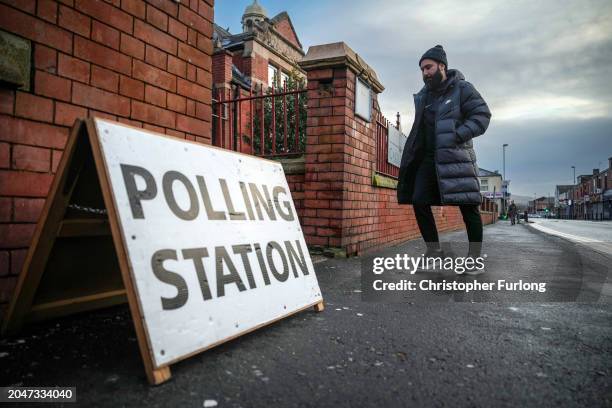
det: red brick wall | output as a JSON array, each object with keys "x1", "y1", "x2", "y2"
[
  {"x1": 236, "y1": 53, "x2": 268, "y2": 85},
  {"x1": 286, "y1": 172, "x2": 305, "y2": 220},
  {"x1": 236, "y1": 87, "x2": 254, "y2": 154},
  {"x1": 273, "y1": 18, "x2": 300, "y2": 50},
  {"x1": 0, "y1": 0, "x2": 214, "y2": 311},
  {"x1": 302, "y1": 65, "x2": 486, "y2": 256},
  {"x1": 212, "y1": 49, "x2": 231, "y2": 88},
  {"x1": 232, "y1": 54, "x2": 247, "y2": 77}
]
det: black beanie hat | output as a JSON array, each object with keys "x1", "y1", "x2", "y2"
[{"x1": 419, "y1": 45, "x2": 448, "y2": 68}]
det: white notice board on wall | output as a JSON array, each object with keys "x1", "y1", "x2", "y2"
[
  {"x1": 355, "y1": 78, "x2": 372, "y2": 121},
  {"x1": 387, "y1": 125, "x2": 408, "y2": 167}
]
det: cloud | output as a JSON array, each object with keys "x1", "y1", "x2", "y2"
[
  {"x1": 473, "y1": 117, "x2": 612, "y2": 196},
  {"x1": 291, "y1": 0, "x2": 612, "y2": 125},
  {"x1": 216, "y1": 0, "x2": 612, "y2": 196}
]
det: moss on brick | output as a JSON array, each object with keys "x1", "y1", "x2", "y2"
[{"x1": 372, "y1": 172, "x2": 398, "y2": 189}]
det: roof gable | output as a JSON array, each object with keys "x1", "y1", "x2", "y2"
[
  {"x1": 478, "y1": 167, "x2": 502, "y2": 177},
  {"x1": 270, "y1": 11, "x2": 302, "y2": 50}
]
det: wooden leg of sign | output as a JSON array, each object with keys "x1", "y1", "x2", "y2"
[
  {"x1": 148, "y1": 366, "x2": 172, "y2": 385},
  {"x1": 313, "y1": 301, "x2": 325, "y2": 312}
]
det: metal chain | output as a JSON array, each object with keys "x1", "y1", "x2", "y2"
[{"x1": 67, "y1": 203, "x2": 108, "y2": 215}]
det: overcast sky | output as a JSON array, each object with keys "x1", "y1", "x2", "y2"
[{"x1": 216, "y1": 0, "x2": 612, "y2": 197}]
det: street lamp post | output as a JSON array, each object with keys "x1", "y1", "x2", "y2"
[
  {"x1": 571, "y1": 166, "x2": 576, "y2": 219},
  {"x1": 502, "y1": 144, "x2": 508, "y2": 218}
]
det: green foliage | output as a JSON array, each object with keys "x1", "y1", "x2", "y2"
[{"x1": 251, "y1": 69, "x2": 307, "y2": 156}]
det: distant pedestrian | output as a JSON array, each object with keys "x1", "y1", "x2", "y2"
[
  {"x1": 508, "y1": 201, "x2": 517, "y2": 225},
  {"x1": 524, "y1": 210, "x2": 529, "y2": 223}
]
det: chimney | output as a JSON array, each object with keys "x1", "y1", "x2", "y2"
[
  {"x1": 608, "y1": 157, "x2": 612, "y2": 170},
  {"x1": 212, "y1": 49, "x2": 233, "y2": 90},
  {"x1": 593, "y1": 168, "x2": 599, "y2": 176}
]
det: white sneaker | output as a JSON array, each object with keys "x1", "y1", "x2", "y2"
[{"x1": 464, "y1": 265, "x2": 485, "y2": 276}]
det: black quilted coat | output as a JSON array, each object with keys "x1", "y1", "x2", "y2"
[{"x1": 397, "y1": 69, "x2": 492, "y2": 205}]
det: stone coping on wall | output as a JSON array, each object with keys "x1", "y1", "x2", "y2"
[
  {"x1": 298, "y1": 42, "x2": 384, "y2": 93},
  {"x1": 273, "y1": 155, "x2": 305, "y2": 174}
]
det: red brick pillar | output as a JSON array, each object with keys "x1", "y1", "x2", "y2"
[
  {"x1": 212, "y1": 49, "x2": 233, "y2": 91},
  {"x1": 299, "y1": 42, "x2": 384, "y2": 255},
  {"x1": 212, "y1": 49, "x2": 233, "y2": 147}
]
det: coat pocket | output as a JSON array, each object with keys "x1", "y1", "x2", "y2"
[{"x1": 435, "y1": 118, "x2": 457, "y2": 148}]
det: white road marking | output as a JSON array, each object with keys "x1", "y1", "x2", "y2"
[
  {"x1": 529, "y1": 221, "x2": 601, "y2": 243},
  {"x1": 529, "y1": 221, "x2": 612, "y2": 258}
]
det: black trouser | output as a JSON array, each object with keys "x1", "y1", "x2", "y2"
[{"x1": 412, "y1": 157, "x2": 483, "y2": 255}]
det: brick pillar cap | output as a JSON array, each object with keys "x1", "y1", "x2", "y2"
[
  {"x1": 299, "y1": 42, "x2": 384, "y2": 92},
  {"x1": 213, "y1": 48, "x2": 233, "y2": 57}
]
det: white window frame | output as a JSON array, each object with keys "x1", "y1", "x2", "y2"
[
  {"x1": 280, "y1": 72, "x2": 289, "y2": 88},
  {"x1": 268, "y1": 64, "x2": 278, "y2": 88}
]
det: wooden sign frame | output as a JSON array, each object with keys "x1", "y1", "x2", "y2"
[{"x1": 1, "y1": 118, "x2": 324, "y2": 385}]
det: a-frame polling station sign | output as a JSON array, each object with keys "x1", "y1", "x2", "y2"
[{"x1": 2, "y1": 118, "x2": 324, "y2": 385}]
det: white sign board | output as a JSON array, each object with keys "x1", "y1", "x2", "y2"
[
  {"x1": 387, "y1": 126, "x2": 407, "y2": 167},
  {"x1": 483, "y1": 192, "x2": 504, "y2": 198},
  {"x1": 95, "y1": 119, "x2": 322, "y2": 367},
  {"x1": 355, "y1": 78, "x2": 371, "y2": 121}
]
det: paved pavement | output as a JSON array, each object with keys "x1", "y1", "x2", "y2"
[{"x1": 1, "y1": 221, "x2": 611, "y2": 407}]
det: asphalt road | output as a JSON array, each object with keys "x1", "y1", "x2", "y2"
[{"x1": 0, "y1": 221, "x2": 611, "y2": 408}]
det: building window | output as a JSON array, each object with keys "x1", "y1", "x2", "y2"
[
  {"x1": 281, "y1": 72, "x2": 289, "y2": 88},
  {"x1": 479, "y1": 179, "x2": 488, "y2": 192},
  {"x1": 268, "y1": 64, "x2": 278, "y2": 88}
]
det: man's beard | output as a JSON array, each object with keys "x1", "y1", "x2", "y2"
[{"x1": 423, "y1": 68, "x2": 443, "y2": 90}]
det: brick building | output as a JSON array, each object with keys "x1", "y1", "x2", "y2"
[
  {"x1": 567, "y1": 157, "x2": 612, "y2": 220},
  {"x1": 212, "y1": 0, "x2": 305, "y2": 91},
  {"x1": 555, "y1": 184, "x2": 574, "y2": 218},
  {"x1": 0, "y1": 0, "x2": 214, "y2": 312},
  {"x1": 528, "y1": 196, "x2": 554, "y2": 215},
  {"x1": 478, "y1": 167, "x2": 503, "y2": 210},
  {"x1": 211, "y1": 1, "x2": 306, "y2": 152}
]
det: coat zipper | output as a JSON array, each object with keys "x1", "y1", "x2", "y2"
[{"x1": 433, "y1": 94, "x2": 445, "y2": 205}]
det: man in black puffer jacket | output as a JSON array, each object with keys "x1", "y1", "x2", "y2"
[{"x1": 397, "y1": 45, "x2": 491, "y2": 263}]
